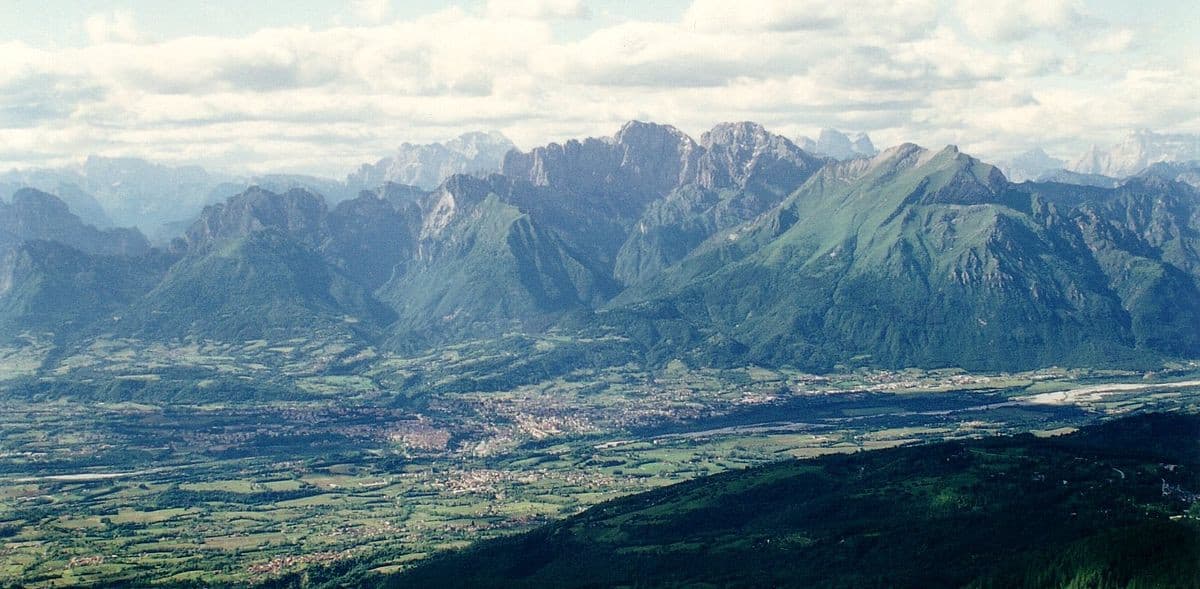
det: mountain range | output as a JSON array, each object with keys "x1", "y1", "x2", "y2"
[
  {"x1": 1071, "y1": 130, "x2": 1200, "y2": 177},
  {"x1": 4, "y1": 121, "x2": 1200, "y2": 377},
  {"x1": 0, "y1": 132, "x2": 515, "y2": 242},
  {"x1": 995, "y1": 130, "x2": 1200, "y2": 188},
  {"x1": 0, "y1": 156, "x2": 234, "y2": 237},
  {"x1": 5, "y1": 128, "x2": 1195, "y2": 249}
]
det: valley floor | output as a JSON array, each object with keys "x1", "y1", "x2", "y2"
[{"x1": 1, "y1": 360, "x2": 1199, "y2": 586}]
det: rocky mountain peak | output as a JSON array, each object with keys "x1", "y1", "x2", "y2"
[
  {"x1": 698, "y1": 122, "x2": 821, "y2": 190},
  {"x1": 818, "y1": 128, "x2": 855, "y2": 156},
  {"x1": 701, "y1": 122, "x2": 773, "y2": 149},
  {"x1": 183, "y1": 186, "x2": 329, "y2": 250},
  {"x1": 613, "y1": 120, "x2": 693, "y2": 147},
  {"x1": 444, "y1": 131, "x2": 514, "y2": 160},
  {"x1": 870, "y1": 142, "x2": 927, "y2": 170},
  {"x1": 418, "y1": 174, "x2": 496, "y2": 239},
  {"x1": 910, "y1": 146, "x2": 1010, "y2": 205},
  {"x1": 612, "y1": 122, "x2": 701, "y2": 187},
  {"x1": 439, "y1": 174, "x2": 495, "y2": 206},
  {"x1": 502, "y1": 121, "x2": 700, "y2": 200},
  {"x1": 798, "y1": 128, "x2": 878, "y2": 160},
  {"x1": 843, "y1": 143, "x2": 1006, "y2": 201},
  {"x1": 850, "y1": 133, "x2": 876, "y2": 157}
]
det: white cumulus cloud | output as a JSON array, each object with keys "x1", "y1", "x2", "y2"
[
  {"x1": 956, "y1": 0, "x2": 1088, "y2": 42},
  {"x1": 0, "y1": 1, "x2": 1192, "y2": 175}
]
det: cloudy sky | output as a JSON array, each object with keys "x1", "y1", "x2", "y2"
[{"x1": 2, "y1": 0, "x2": 1197, "y2": 176}]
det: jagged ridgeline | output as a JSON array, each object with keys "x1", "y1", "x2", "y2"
[{"x1": 3, "y1": 121, "x2": 1200, "y2": 373}]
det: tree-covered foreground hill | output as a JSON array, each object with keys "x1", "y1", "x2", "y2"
[{"x1": 378, "y1": 413, "x2": 1200, "y2": 589}]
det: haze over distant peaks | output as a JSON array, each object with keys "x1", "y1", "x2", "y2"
[
  {"x1": 0, "y1": 188, "x2": 149, "y2": 258},
  {"x1": 0, "y1": 157, "x2": 234, "y2": 237},
  {"x1": 1034, "y1": 169, "x2": 1120, "y2": 188},
  {"x1": 998, "y1": 130, "x2": 1200, "y2": 186},
  {"x1": 0, "y1": 132, "x2": 515, "y2": 242},
  {"x1": 997, "y1": 148, "x2": 1067, "y2": 182},
  {"x1": 346, "y1": 131, "x2": 515, "y2": 191},
  {"x1": 796, "y1": 129, "x2": 877, "y2": 160},
  {"x1": 1071, "y1": 130, "x2": 1200, "y2": 177}
]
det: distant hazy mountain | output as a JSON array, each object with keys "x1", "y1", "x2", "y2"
[
  {"x1": 0, "y1": 173, "x2": 113, "y2": 228},
  {"x1": 0, "y1": 132, "x2": 517, "y2": 246},
  {"x1": 347, "y1": 131, "x2": 515, "y2": 191},
  {"x1": 1071, "y1": 130, "x2": 1200, "y2": 177},
  {"x1": 3, "y1": 158, "x2": 401, "y2": 243},
  {"x1": 75, "y1": 156, "x2": 234, "y2": 231},
  {"x1": 1034, "y1": 169, "x2": 1120, "y2": 188},
  {"x1": 796, "y1": 129, "x2": 877, "y2": 160},
  {"x1": 1135, "y1": 161, "x2": 1200, "y2": 188},
  {"x1": 0, "y1": 157, "x2": 235, "y2": 237},
  {"x1": 208, "y1": 174, "x2": 357, "y2": 207},
  {"x1": 0, "y1": 189, "x2": 148, "y2": 257},
  {"x1": 0, "y1": 189, "x2": 159, "y2": 338},
  {"x1": 997, "y1": 148, "x2": 1066, "y2": 182},
  {"x1": 4, "y1": 121, "x2": 1200, "y2": 374}
]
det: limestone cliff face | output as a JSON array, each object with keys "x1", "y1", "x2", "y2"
[
  {"x1": 699, "y1": 121, "x2": 824, "y2": 192},
  {"x1": 182, "y1": 187, "x2": 329, "y2": 250},
  {"x1": 503, "y1": 121, "x2": 701, "y2": 204},
  {"x1": 503, "y1": 120, "x2": 823, "y2": 206}
]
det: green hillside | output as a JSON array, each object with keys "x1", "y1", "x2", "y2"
[
  {"x1": 0, "y1": 240, "x2": 170, "y2": 339},
  {"x1": 120, "y1": 229, "x2": 392, "y2": 342},
  {"x1": 599, "y1": 145, "x2": 1199, "y2": 372},
  {"x1": 377, "y1": 178, "x2": 615, "y2": 344}
]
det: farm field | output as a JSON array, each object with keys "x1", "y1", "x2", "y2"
[{"x1": 2, "y1": 359, "x2": 1200, "y2": 586}]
